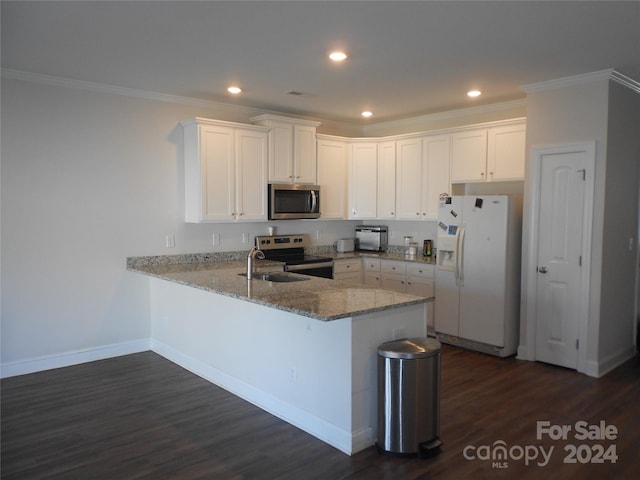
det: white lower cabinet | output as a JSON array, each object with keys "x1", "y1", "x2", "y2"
[
  {"x1": 333, "y1": 258, "x2": 363, "y2": 284},
  {"x1": 363, "y1": 258, "x2": 381, "y2": 287},
  {"x1": 380, "y1": 260, "x2": 435, "y2": 331}
]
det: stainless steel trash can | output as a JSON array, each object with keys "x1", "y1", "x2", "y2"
[{"x1": 377, "y1": 337, "x2": 442, "y2": 456}]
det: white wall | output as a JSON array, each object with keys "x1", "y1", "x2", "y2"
[
  {"x1": 599, "y1": 81, "x2": 640, "y2": 363},
  {"x1": 0, "y1": 79, "x2": 360, "y2": 373},
  {"x1": 0, "y1": 75, "x2": 528, "y2": 375},
  {"x1": 520, "y1": 73, "x2": 639, "y2": 375}
]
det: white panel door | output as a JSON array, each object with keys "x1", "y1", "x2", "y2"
[{"x1": 535, "y1": 151, "x2": 586, "y2": 369}]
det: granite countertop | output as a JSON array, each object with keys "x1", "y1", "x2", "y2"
[
  {"x1": 127, "y1": 257, "x2": 431, "y2": 321},
  {"x1": 327, "y1": 251, "x2": 437, "y2": 264}
]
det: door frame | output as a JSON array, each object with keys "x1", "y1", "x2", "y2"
[{"x1": 522, "y1": 141, "x2": 596, "y2": 374}]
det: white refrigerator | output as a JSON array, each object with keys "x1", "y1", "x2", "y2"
[{"x1": 434, "y1": 195, "x2": 522, "y2": 357}]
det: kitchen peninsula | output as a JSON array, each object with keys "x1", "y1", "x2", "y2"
[{"x1": 128, "y1": 253, "x2": 431, "y2": 455}]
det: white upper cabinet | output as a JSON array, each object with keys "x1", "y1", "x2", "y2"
[
  {"x1": 349, "y1": 141, "x2": 378, "y2": 219},
  {"x1": 396, "y1": 134, "x2": 451, "y2": 221},
  {"x1": 377, "y1": 141, "x2": 397, "y2": 219},
  {"x1": 451, "y1": 129, "x2": 488, "y2": 182},
  {"x1": 251, "y1": 114, "x2": 320, "y2": 184},
  {"x1": 395, "y1": 137, "x2": 423, "y2": 219},
  {"x1": 487, "y1": 123, "x2": 526, "y2": 181},
  {"x1": 182, "y1": 118, "x2": 268, "y2": 223},
  {"x1": 451, "y1": 119, "x2": 526, "y2": 183},
  {"x1": 422, "y1": 134, "x2": 451, "y2": 219},
  {"x1": 317, "y1": 136, "x2": 348, "y2": 219}
]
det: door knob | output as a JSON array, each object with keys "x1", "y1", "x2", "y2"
[{"x1": 538, "y1": 266, "x2": 548, "y2": 274}]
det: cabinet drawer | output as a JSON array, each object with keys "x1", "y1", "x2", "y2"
[
  {"x1": 406, "y1": 263, "x2": 435, "y2": 279},
  {"x1": 363, "y1": 258, "x2": 381, "y2": 271},
  {"x1": 333, "y1": 259, "x2": 362, "y2": 274},
  {"x1": 334, "y1": 271, "x2": 362, "y2": 284},
  {"x1": 381, "y1": 261, "x2": 406, "y2": 275}
]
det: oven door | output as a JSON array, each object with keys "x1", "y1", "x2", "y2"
[{"x1": 285, "y1": 261, "x2": 334, "y2": 279}]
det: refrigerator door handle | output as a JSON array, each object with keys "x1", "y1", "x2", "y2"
[{"x1": 457, "y1": 227, "x2": 466, "y2": 287}]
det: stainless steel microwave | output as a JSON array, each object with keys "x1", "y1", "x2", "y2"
[{"x1": 269, "y1": 184, "x2": 321, "y2": 220}]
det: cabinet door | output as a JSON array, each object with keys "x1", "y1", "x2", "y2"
[
  {"x1": 451, "y1": 129, "x2": 487, "y2": 182},
  {"x1": 380, "y1": 273, "x2": 406, "y2": 293},
  {"x1": 317, "y1": 138, "x2": 347, "y2": 219},
  {"x1": 364, "y1": 272, "x2": 381, "y2": 287},
  {"x1": 200, "y1": 124, "x2": 235, "y2": 221},
  {"x1": 406, "y1": 277, "x2": 434, "y2": 297},
  {"x1": 349, "y1": 143, "x2": 378, "y2": 219},
  {"x1": 487, "y1": 123, "x2": 526, "y2": 181},
  {"x1": 268, "y1": 122, "x2": 294, "y2": 183},
  {"x1": 236, "y1": 128, "x2": 268, "y2": 221},
  {"x1": 395, "y1": 138, "x2": 423, "y2": 220},
  {"x1": 377, "y1": 141, "x2": 396, "y2": 219},
  {"x1": 294, "y1": 125, "x2": 318, "y2": 184},
  {"x1": 422, "y1": 134, "x2": 450, "y2": 220}
]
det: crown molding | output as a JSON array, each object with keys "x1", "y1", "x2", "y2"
[
  {"x1": 1, "y1": 68, "x2": 265, "y2": 114},
  {"x1": 610, "y1": 70, "x2": 640, "y2": 94},
  {"x1": 362, "y1": 98, "x2": 527, "y2": 136},
  {"x1": 1, "y1": 68, "x2": 363, "y2": 134},
  {"x1": 521, "y1": 69, "x2": 640, "y2": 95}
]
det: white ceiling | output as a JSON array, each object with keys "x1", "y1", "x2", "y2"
[{"x1": 2, "y1": 1, "x2": 639, "y2": 124}]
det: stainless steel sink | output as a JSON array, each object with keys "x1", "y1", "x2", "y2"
[{"x1": 239, "y1": 272, "x2": 310, "y2": 283}]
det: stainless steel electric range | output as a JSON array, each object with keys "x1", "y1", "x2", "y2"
[{"x1": 254, "y1": 234, "x2": 333, "y2": 278}]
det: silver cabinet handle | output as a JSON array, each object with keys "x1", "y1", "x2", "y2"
[{"x1": 538, "y1": 266, "x2": 548, "y2": 274}]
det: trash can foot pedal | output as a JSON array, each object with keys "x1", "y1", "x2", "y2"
[{"x1": 419, "y1": 438, "x2": 443, "y2": 458}]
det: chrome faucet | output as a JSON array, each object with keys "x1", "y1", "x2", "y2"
[{"x1": 246, "y1": 246, "x2": 265, "y2": 280}]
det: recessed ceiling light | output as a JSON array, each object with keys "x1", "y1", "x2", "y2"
[
  {"x1": 227, "y1": 86, "x2": 242, "y2": 94},
  {"x1": 361, "y1": 111, "x2": 373, "y2": 118},
  {"x1": 467, "y1": 90, "x2": 482, "y2": 97},
  {"x1": 329, "y1": 51, "x2": 348, "y2": 62}
]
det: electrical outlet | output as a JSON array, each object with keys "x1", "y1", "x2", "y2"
[
  {"x1": 165, "y1": 234, "x2": 175, "y2": 248},
  {"x1": 289, "y1": 366, "x2": 297, "y2": 383},
  {"x1": 212, "y1": 233, "x2": 220, "y2": 246},
  {"x1": 242, "y1": 233, "x2": 249, "y2": 244}
]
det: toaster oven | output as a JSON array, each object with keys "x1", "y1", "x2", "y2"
[{"x1": 355, "y1": 225, "x2": 389, "y2": 252}]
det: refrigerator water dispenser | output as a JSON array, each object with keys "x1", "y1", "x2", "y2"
[{"x1": 436, "y1": 236, "x2": 457, "y2": 271}]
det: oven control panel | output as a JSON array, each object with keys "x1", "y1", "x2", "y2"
[{"x1": 255, "y1": 234, "x2": 308, "y2": 250}]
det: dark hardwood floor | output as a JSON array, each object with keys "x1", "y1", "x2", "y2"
[{"x1": 2, "y1": 345, "x2": 639, "y2": 479}]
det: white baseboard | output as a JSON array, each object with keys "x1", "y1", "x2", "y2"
[
  {"x1": 586, "y1": 346, "x2": 637, "y2": 378},
  {"x1": 150, "y1": 339, "x2": 357, "y2": 455},
  {"x1": 516, "y1": 345, "x2": 529, "y2": 360},
  {"x1": 0, "y1": 338, "x2": 151, "y2": 379}
]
